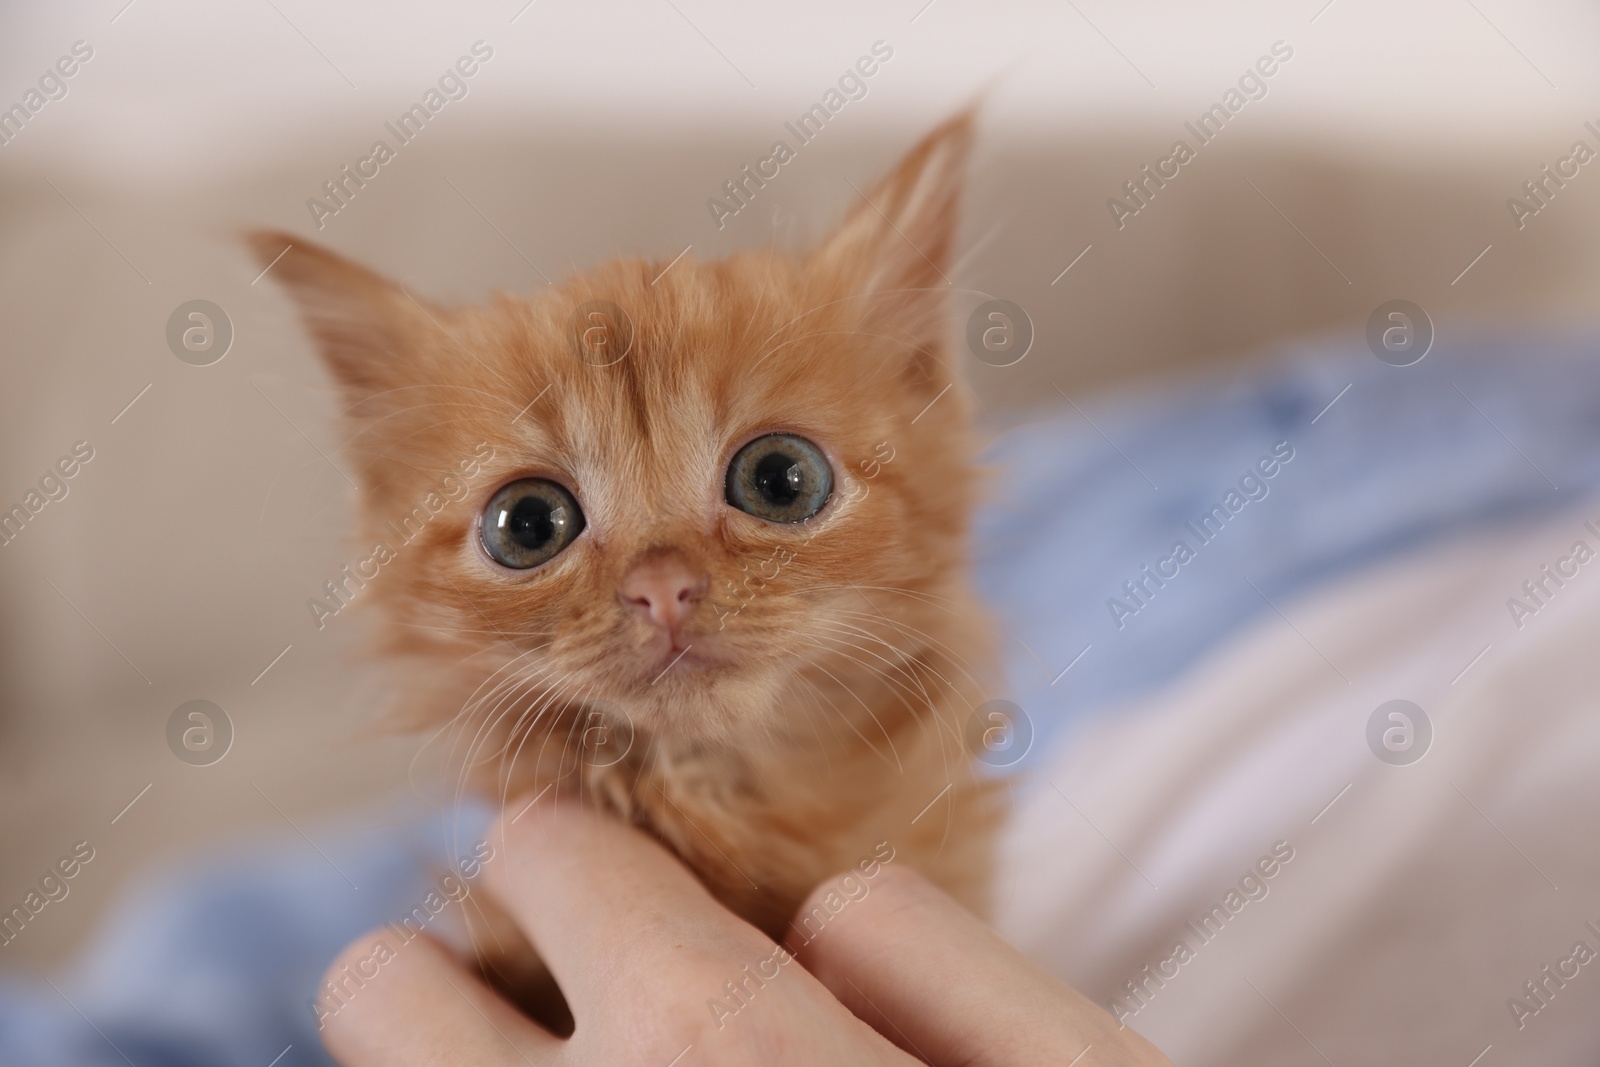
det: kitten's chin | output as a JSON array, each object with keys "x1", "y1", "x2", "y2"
[{"x1": 610, "y1": 667, "x2": 783, "y2": 743}]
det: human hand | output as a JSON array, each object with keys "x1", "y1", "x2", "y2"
[{"x1": 319, "y1": 801, "x2": 1171, "y2": 1066}]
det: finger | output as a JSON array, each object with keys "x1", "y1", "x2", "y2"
[
  {"x1": 484, "y1": 796, "x2": 773, "y2": 1012},
  {"x1": 792, "y1": 865, "x2": 1171, "y2": 1066},
  {"x1": 319, "y1": 928, "x2": 561, "y2": 1067}
]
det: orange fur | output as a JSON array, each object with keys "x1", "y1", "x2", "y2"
[{"x1": 248, "y1": 112, "x2": 1003, "y2": 946}]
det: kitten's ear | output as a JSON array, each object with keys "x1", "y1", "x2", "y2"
[
  {"x1": 809, "y1": 110, "x2": 974, "y2": 357},
  {"x1": 245, "y1": 231, "x2": 432, "y2": 398}
]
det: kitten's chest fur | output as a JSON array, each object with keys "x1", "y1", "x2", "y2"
[{"x1": 511, "y1": 624, "x2": 1003, "y2": 940}]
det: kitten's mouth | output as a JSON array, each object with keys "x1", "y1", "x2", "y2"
[
  {"x1": 625, "y1": 617, "x2": 718, "y2": 671},
  {"x1": 650, "y1": 641, "x2": 712, "y2": 678},
  {"x1": 614, "y1": 621, "x2": 731, "y2": 689}
]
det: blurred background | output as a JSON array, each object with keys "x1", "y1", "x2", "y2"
[{"x1": 3, "y1": 0, "x2": 1600, "y2": 1058}]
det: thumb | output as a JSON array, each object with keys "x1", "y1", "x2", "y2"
[{"x1": 788, "y1": 864, "x2": 1171, "y2": 1067}]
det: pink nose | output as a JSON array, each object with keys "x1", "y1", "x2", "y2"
[{"x1": 618, "y1": 556, "x2": 706, "y2": 633}]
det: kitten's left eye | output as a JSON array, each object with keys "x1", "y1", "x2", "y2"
[
  {"x1": 480, "y1": 479, "x2": 585, "y2": 569},
  {"x1": 725, "y1": 434, "x2": 833, "y2": 524}
]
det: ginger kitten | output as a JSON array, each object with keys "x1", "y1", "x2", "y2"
[{"x1": 250, "y1": 112, "x2": 1002, "y2": 957}]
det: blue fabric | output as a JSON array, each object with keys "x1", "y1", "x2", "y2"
[
  {"x1": 975, "y1": 330, "x2": 1600, "y2": 762},
  {"x1": 0, "y1": 804, "x2": 492, "y2": 1067},
  {"x1": 7, "y1": 331, "x2": 1600, "y2": 1065}
]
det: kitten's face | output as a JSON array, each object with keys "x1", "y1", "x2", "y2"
[{"x1": 253, "y1": 114, "x2": 978, "y2": 747}]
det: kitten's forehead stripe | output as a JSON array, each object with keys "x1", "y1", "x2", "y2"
[{"x1": 612, "y1": 314, "x2": 653, "y2": 442}]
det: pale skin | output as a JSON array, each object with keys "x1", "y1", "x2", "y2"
[{"x1": 321, "y1": 803, "x2": 1173, "y2": 1067}]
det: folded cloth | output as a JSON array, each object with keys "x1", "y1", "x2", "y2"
[{"x1": 996, "y1": 505, "x2": 1600, "y2": 1063}]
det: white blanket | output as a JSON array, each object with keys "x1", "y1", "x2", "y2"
[{"x1": 998, "y1": 508, "x2": 1600, "y2": 1063}]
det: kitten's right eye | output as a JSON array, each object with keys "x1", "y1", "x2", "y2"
[{"x1": 480, "y1": 479, "x2": 585, "y2": 569}]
